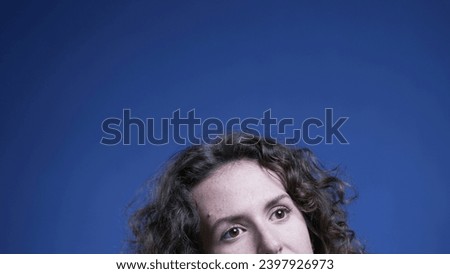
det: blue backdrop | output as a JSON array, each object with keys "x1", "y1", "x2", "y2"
[{"x1": 1, "y1": 1, "x2": 449, "y2": 253}]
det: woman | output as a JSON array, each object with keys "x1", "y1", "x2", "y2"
[{"x1": 129, "y1": 132, "x2": 363, "y2": 253}]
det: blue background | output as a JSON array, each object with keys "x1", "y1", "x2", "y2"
[{"x1": 1, "y1": 1, "x2": 449, "y2": 253}]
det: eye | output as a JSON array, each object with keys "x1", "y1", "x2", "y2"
[
  {"x1": 270, "y1": 207, "x2": 291, "y2": 221},
  {"x1": 221, "y1": 227, "x2": 246, "y2": 241}
]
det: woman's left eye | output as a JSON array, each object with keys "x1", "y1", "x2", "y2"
[{"x1": 270, "y1": 207, "x2": 290, "y2": 221}]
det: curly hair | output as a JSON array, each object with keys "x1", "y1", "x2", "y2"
[{"x1": 129, "y1": 132, "x2": 364, "y2": 253}]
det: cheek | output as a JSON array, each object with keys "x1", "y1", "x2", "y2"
[
  {"x1": 210, "y1": 238, "x2": 257, "y2": 254},
  {"x1": 281, "y1": 215, "x2": 313, "y2": 252},
  {"x1": 284, "y1": 219, "x2": 309, "y2": 240}
]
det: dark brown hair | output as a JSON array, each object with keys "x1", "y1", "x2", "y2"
[{"x1": 129, "y1": 133, "x2": 364, "y2": 253}]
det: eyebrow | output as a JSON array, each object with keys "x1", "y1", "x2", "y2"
[
  {"x1": 210, "y1": 194, "x2": 291, "y2": 233},
  {"x1": 264, "y1": 194, "x2": 291, "y2": 211}
]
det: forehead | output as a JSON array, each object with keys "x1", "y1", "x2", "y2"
[{"x1": 191, "y1": 160, "x2": 288, "y2": 218}]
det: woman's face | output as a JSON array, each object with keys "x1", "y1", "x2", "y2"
[{"x1": 191, "y1": 160, "x2": 313, "y2": 254}]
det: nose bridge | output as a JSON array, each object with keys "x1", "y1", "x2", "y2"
[{"x1": 255, "y1": 222, "x2": 283, "y2": 254}]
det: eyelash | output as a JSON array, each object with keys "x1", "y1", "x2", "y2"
[
  {"x1": 220, "y1": 226, "x2": 246, "y2": 241},
  {"x1": 269, "y1": 206, "x2": 292, "y2": 221},
  {"x1": 219, "y1": 206, "x2": 292, "y2": 241}
]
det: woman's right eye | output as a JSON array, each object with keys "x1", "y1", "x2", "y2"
[{"x1": 221, "y1": 227, "x2": 245, "y2": 241}]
